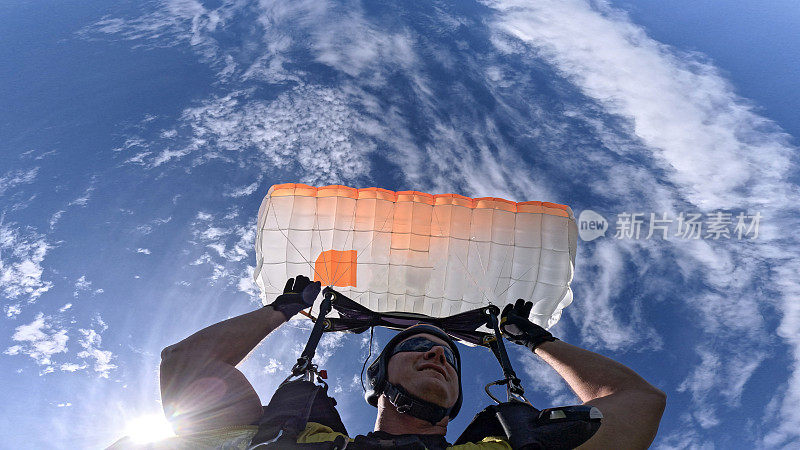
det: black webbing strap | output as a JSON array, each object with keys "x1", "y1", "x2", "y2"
[
  {"x1": 319, "y1": 289, "x2": 494, "y2": 346},
  {"x1": 291, "y1": 289, "x2": 335, "y2": 377},
  {"x1": 382, "y1": 381, "x2": 450, "y2": 425},
  {"x1": 483, "y1": 306, "x2": 526, "y2": 401},
  {"x1": 249, "y1": 380, "x2": 348, "y2": 449}
]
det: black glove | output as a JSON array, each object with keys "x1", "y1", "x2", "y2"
[
  {"x1": 500, "y1": 299, "x2": 558, "y2": 351},
  {"x1": 268, "y1": 275, "x2": 321, "y2": 321}
]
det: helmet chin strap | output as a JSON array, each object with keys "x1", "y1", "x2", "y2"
[{"x1": 383, "y1": 381, "x2": 452, "y2": 425}]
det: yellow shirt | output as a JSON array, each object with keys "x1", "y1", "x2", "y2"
[{"x1": 107, "y1": 422, "x2": 511, "y2": 449}]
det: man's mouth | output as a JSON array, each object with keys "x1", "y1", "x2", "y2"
[{"x1": 418, "y1": 364, "x2": 446, "y2": 379}]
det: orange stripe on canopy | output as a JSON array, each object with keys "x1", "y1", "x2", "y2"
[{"x1": 268, "y1": 183, "x2": 570, "y2": 217}]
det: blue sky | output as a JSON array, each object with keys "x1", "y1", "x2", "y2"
[{"x1": 2, "y1": 1, "x2": 799, "y2": 448}]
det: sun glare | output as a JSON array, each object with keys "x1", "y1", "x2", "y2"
[{"x1": 125, "y1": 414, "x2": 175, "y2": 444}]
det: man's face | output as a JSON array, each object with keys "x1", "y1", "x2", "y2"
[{"x1": 386, "y1": 333, "x2": 459, "y2": 409}]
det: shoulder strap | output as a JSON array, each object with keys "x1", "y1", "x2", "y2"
[
  {"x1": 455, "y1": 402, "x2": 602, "y2": 450},
  {"x1": 250, "y1": 380, "x2": 348, "y2": 448}
]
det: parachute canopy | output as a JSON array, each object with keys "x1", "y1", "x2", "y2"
[{"x1": 255, "y1": 184, "x2": 577, "y2": 330}]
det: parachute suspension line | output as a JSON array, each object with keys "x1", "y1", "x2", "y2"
[
  {"x1": 285, "y1": 288, "x2": 337, "y2": 385},
  {"x1": 482, "y1": 305, "x2": 529, "y2": 405},
  {"x1": 492, "y1": 245, "x2": 514, "y2": 302},
  {"x1": 328, "y1": 194, "x2": 359, "y2": 288},
  {"x1": 268, "y1": 201, "x2": 327, "y2": 285},
  {"x1": 431, "y1": 207, "x2": 493, "y2": 307},
  {"x1": 499, "y1": 222, "x2": 546, "y2": 300},
  {"x1": 335, "y1": 201, "x2": 398, "y2": 303},
  {"x1": 495, "y1": 261, "x2": 537, "y2": 301},
  {"x1": 311, "y1": 199, "x2": 332, "y2": 290},
  {"x1": 359, "y1": 325, "x2": 376, "y2": 393}
]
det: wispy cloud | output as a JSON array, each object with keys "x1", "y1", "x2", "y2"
[
  {"x1": 135, "y1": 216, "x2": 172, "y2": 235},
  {"x1": 68, "y1": 182, "x2": 96, "y2": 207},
  {"x1": 77, "y1": 327, "x2": 117, "y2": 378},
  {"x1": 73, "y1": 275, "x2": 104, "y2": 298},
  {"x1": 188, "y1": 209, "x2": 258, "y2": 295},
  {"x1": 225, "y1": 181, "x2": 260, "y2": 198},
  {"x1": 0, "y1": 222, "x2": 53, "y2": 306},
  {"x1": 49, "y1": 210, "x2": 65, "y2": 230},
  {"x1": 0, "y1": 167, "x2": 39, "y2": 196},
  {"x1": 485, "y1": 0, "x2": 798, "y2": 443},
  {"x1": 4, "y1": 313, "x2": 68, "y2": 367}
]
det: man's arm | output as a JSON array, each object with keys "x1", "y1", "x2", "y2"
[
  {"x1": 159, "y1": 306, "x2": 288, "y2": 433},
  {"x1": 534, "y1": 340, "x2": 666, "y2": 449},
  {"x1": 500, "y1": 300, "x2": 665, "y2": 449},
  {"x1": 159, "y1": 276, "x2": 320, "y2": 434}
]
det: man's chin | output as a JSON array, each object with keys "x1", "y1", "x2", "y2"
[{"x1": 408, "y1": 381, "x2": 454, "y2": 409}]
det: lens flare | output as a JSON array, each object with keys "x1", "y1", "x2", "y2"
[{"x1": 124, "y1": 413, "x2": 175, "y2": 444}]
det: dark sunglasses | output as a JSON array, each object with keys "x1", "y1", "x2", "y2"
[{"x1": 391, "y1": 336, "x2": 458, "y2": 369}]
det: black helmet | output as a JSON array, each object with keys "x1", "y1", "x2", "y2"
[{"x1": 365, "y1": 324, "x2": 463, "y2": 422}]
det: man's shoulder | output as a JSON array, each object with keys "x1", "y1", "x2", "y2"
[
  {"x1": 448, "y1": 436, "x2": 511, "y2": 449},
  {"x1": 297, "y1": 422, "x2": 350, "y2": 444}
]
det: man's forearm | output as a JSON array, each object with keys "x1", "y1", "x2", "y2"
[
  {"x1": 533, "y1": 340, "x2": 666, "y2": 449},
  {"x1": 162, "y1": 306, "x2": 287, "y2": 367},
  {"x1": 534, "y1": 340, "x2": 663, "y2": 402}
]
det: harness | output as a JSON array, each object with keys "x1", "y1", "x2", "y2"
[
  {"x1": 249, "y1": 379, "x2": 601, "y2": 449},
  {"x1": 249, "y1": 288, "x2": 602, "y2": 449}
]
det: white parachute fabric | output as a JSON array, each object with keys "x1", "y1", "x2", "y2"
[{"x1": 254, "y1": 184, "x2": 577, "y2": 329}]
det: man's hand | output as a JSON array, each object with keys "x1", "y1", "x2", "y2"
[
  {"x1": 268, "y1": 275, "x2": 321, "y2": 321},
  {"x1": 500, "y1": 299, "x2": 558, "y2": 351}
]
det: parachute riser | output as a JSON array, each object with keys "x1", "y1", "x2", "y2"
[
  {"x1": 284, "y1": 288, "x2": 336, "y2": 387},
  {"x1": 482, "y1": 306, "x2": 529, "y2": 405}
]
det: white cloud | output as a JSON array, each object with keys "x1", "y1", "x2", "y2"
[
  {"x1": 81, "y1": 0, "x2": 234, "y2": 66},
  {"x1": 68, "y1": 183, "x2": 95, "y2": 207},
  {"x1": 49, "y1": 210, "x2": 65, "y2": 230},
  {"x1": 0, "y1": 222, "x2": 53, "y2": 304},
  {"x1": 237, "y1": 266, "x2": 259, "y2": 300},
  {"x1": 517, "y1": 347, "x2": 578, "y2": 406},
  {"x1": 148, "y1": 86, "x2": 375, "y2": 185},
  {"x1": 315, "y1": 331, "x2": 346, "y2": 366},
  {"x1": 225, "y1": 181, "x2": 260, "y2": 198},
  {"x1": 653, "y1": 414, "x2": 715, "y2": 450},
  {"x1": 483, "y1": 1, "x2": 797, "y2": 444},
  {"x1": 4, "y1": 313, "x2": 69, "y2": 367},
  {"x1": 77, "y1": 327, "x2": 117, "y2": 378},
  {"x1": 73, "y1": 275, "x2": 103, "y2": 298},
  {"x1": 189, "y1": 211, "x2": 258, "y2": 289},
  {"x1": 136, "y1": 248, "x2": 151, "y2": 255},
  {"x1": 263, "y1": 358, "x2": 285, "y2": 375},
  {"x1": 5, "y1": 303, "x2": 22, "y2": 318},
  {"x1": 0, "y1": 167, "x2": 39, "y2": 196},
  {"x1": 134, "y1": 216, "x2": 172, "y2": 235},
  {"x1": 60, "y1": 362, "x2": 87, "y2": 372}
]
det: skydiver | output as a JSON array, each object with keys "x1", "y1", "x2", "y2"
[{"x1": 139, "y1": 275, "x2": 665, "y2": 448}]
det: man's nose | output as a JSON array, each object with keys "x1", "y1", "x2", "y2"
[{"x1": 424, "y1": 346, "x2": 446, "y2": 364}]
